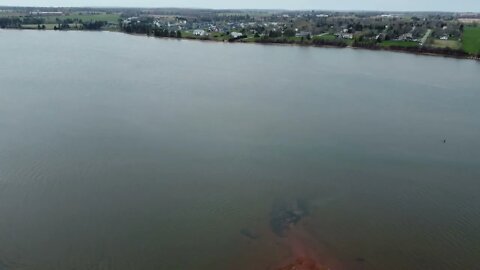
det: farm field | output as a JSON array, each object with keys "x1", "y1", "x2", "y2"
[
  {"x1": 431, "y1": 39, "x2": 462, "y2": 49},
  {"x1": 462, "y1": 27, "x2": 480, "y2": 54}
]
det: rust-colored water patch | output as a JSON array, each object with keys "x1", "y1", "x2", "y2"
[{"x1": 275, "y1": 226, "x2": 332, "y2": 270}]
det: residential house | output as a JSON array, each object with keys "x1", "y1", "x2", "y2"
[
  {"x1": 296, "y1": 31, "x2": 311, "y2": 38},
  {"x1": 231, "y1": 32, "x2": 244, "y2": 38},
  {"x1": 193, "y1": 29, "x2": 207, "y2": 36}
]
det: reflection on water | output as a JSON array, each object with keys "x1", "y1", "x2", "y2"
[{"x1": 1, "y1": 30, "x2": 480, "y2": 270}]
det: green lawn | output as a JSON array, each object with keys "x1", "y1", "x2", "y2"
[
  {"x1": 181, "y1": 31, "x2": 195, "y2": 38},
  {"x1": 313, "y1": 34, "x2": 336, "y2": 41},
  {"x1": 431, "y1": 39, "x2": 461, "y2": 50},
  {"x1": 379, "y1": 40, "x2": 419, "y2": 48},
  {"x1": 210, "y1": 33, "x2": 231, "y2": 41},
  {"x1": 284, "y1": 36, "x2": 303, "y2": 42},
  {"x1": 462, "y1": 27, "x2": 480, "y2": 54}
]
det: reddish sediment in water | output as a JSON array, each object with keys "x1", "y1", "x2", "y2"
[
  {"x1": 275, "y1": 227, "x2": 331, "y2": 270},
  {"x1": 277, "y1": 257, "x2": 328, "y2": 270},
  {"x1": 268, "y1": 200, "x2": 345, "y2": 270}
]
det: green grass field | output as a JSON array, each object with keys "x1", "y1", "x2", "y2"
[
  {"x1": 181, "y1": 31, "x2": 195, "y2": 38},
  {"x1": 313, "y1": 34, "x2": 336, "y2": 41},
  {"x1": 431, "y1": 39, "x2": 461, "y2": 50},
  {"x1": 210, "y1": 33, "x2": 231, "y2": 41},
  {"x1": 462, "y1": 27, "x2": 480, "y2": 54},
  {"x1": 379, "y1": 40, "x2": 419, "y2": 48},
  {"x1": 21, "y1": 24, "x2": 57, "y2": 30}
]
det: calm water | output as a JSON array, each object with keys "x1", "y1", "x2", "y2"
[{"x1": 1, "y1": 30, "x2": 480, "y2": 270}]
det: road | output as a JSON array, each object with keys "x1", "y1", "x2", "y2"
[{"x1": 420, "y1": 29, "x2": 433, "y2": 46}]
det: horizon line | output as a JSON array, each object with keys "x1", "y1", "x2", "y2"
[{"x1": 0, "y1": 5, "x2": 479, "y2": 13}]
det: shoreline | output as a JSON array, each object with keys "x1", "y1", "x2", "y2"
[
  {"x1": 5, "y1": 28, "x2": 480, "y2": 61},
  {"x1": 235, "y1": 39, "x2": 480, "y2": 61}
]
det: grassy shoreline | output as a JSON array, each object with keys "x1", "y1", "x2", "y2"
[{"x1": 5, "y1": 27, "x2": 480, "y2": 61}]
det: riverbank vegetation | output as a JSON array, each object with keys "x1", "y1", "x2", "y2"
[{"x1": 1, "y1": 7, "x2": 479, "y2": 58}]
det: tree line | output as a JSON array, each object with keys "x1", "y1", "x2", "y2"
[
  {"x1": 121, "y1": 21, "x2": 181, "y2": 38},
  {"x1": 53, "y1": 19, "x2": 107, "y2": 30},
  {"x1": 0, "y1": 18, "x2": 21, "y2": 28},
  {"x1": 0, "y1": 16, "x2": 107, "y2": 30},
  {"x1": 351, "y1": 39, "x2": 476, "y2": 58}
]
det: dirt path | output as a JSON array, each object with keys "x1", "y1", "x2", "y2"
[{"x1": 420, "y1": 29, "x2": 432, "y2": 46}]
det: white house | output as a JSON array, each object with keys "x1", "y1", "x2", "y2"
[
  {"x1": 193, "y1": 29, "x2": 207, "y2": 36},
  {"x1": 341, "y1": 33, "x2": 353, "y2": 39},
  {"x1": 296, "y1": 31, "x2": 311, "y2": 38},
  {"x1": 399, "y1": 33, "x2": 413, "y2": 41},
  {"x1": 122, "y1": 17, "x2": 139, "y2": 25},
  {"x1": 231, "y1": 32, "x2": 243, "y2": 38}
]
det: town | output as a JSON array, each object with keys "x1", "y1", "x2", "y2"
[{"x1": 1, "y1": 7, "x2": 479, "y2": 58}]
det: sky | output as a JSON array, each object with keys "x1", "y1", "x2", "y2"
[{"x1": 0, "y1": 0, "x2": 478, "y2": 12}]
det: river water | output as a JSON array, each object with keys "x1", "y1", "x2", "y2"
[{"x1": 1, "y1": 30, "x2": 480, "y2": 270}]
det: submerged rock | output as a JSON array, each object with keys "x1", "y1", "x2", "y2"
[
  {"x1": 240, "y1": 228, "x2": 260, "y2": 240},
  {"x1": 270, "y1": 199, "x2": 309, "y2": 237},
  {"x1": 0, "y1": 260, "x2": 9, "y2": 270}
]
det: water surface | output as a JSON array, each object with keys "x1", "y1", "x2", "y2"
[{"x1": 1, "y1": 30, "x2": 480, "y2": 270}]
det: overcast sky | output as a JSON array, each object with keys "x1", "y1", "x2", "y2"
[{"x1": 0, "y1": 0, "x2": 478, "y2": 12}]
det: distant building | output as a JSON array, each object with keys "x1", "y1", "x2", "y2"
[
  {"x1": 123, "y1": 17, "x2": 139, "y2": 25},
  {"x1": 341, "y1": 33, "x2": 353, "y2": 39},
  {"x1": 30, "y1": 11, "x2": 63, "y2": 16},
  {"x1": 230, "y1": 32, "x2": 244, "y2": 38},
  {"x1": 193, "y1": 29, "x2": 207, "y2": 36},
  {"x1": 295, "y1": 31, "x2": 311, "y2": 38},
  {"x1": 398, "y1": 33, "x2": 413, "y2": 41}
]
